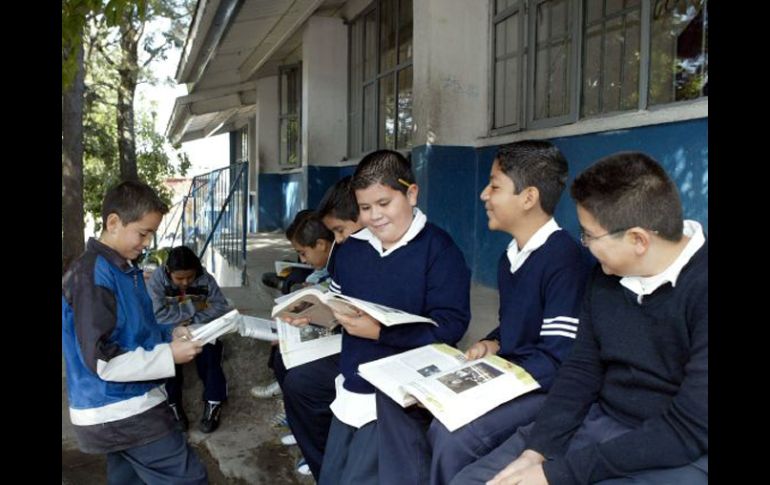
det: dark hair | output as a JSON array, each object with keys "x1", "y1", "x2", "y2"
[
  {"x1": 495, "y1": 140, "x2": 568, "y2": 215},
  {"x1": 351, "y1": 149, "x2": 414, "y2": 194},
  {"x1": 317, "y1": 176, "x2": 359, "y2": 222},
  {"x1": 570, "y1": 152, "x2": 683, "y2": 241},
  {"x1": 101, "y1": 180, "x2": 169, "y2": 227},
  {"x1": 286, "y1": 210, "x2": 334, "y2": 247},
  {"x1": 165, "y1": 246, "x2": 203, "y2": 277}
]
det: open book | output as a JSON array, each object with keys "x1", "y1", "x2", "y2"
[
  {"x1": 238, "y1": 315, "x2": 279, "y2": 343},
  {"x1": 271, "y1": 287, "x2": 437, "y2": 329},
  {"x1": 188, "y1": 309, "x2": 241, "y2": 345},
  {"x1": 276, "y1": 318, "x2": 342, "y2": 369},
  {"x1": 358, "y1": 343, "x2": 541, "y2": 432},
  {"x1": 274, "y1": 260, "x2": 313, "y2": 277}
]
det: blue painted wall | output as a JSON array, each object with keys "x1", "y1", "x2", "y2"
[{"x1": 257, "y1": 118, "x2": 707, "y2": 287}]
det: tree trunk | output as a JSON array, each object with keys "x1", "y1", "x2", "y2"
[
  {"x1": 117, "y1": 15, "x2": 140, "y2": 181},
  {"x1": 62, "y1": 42, "x2": 86, "y2": 274}
]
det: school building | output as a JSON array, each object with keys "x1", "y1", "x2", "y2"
[{"x1": 166, "y1": 0, "x2": 707, "y2": 287}]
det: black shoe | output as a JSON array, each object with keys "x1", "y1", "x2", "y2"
[
  {"x1": 169, "y1": 403, "x2": 188, "y2": 432},
  {"x1": 261, "y1": 272, "x2": 283, "y2": 290},
  {"x1": 199, "y1": 401, "x2": 222, "y2": 433}
]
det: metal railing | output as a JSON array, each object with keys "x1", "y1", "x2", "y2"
[{"x1": 175, "y1": 161, "x2": 249, "y2": 284}]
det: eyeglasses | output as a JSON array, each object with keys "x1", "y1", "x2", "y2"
[{"x1": 579, "y1": 228, "x2": 629, "y2": 247}]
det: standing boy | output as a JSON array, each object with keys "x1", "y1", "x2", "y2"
[
  {"x1": 423, "y1": 140, "x2": 591, "y2": 484},
  {"x1": 455, "y1": 152, "x2": 708, "y2": 485},
  {"x1": 318, "y1": 149, "x2": 471, "y2": 485},
  {"x1": 62, "y1": 180, "x2": 207, "y2": 483}
]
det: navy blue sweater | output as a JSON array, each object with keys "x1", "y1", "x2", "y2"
[
  {"x1": 486, "y1": 230, "x2": 591, "y2": 391},
  {"x1": 529, "y1": 241, "x2": 708, "y2": 484},
  {"x1": 330, "y1": 222, "x2": 471, "y2": 393}
]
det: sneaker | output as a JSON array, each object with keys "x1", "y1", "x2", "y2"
[
  {"x1": 270, "y1": 411, "x2": 289, "y2": 428},
  {"x1": 296, "y1": 457, "x2": 311, "y2": 476},
  {"x1": 168, "y1": 403, "x2": 188, "y2": 432},
  {"x1": 280, "y1": 433, "x2": 297, "y2": 446},
  {"x1": 199, "y1": 401, "x2": 222, "y2": 434},
  {"x1": 250, "y1": 381, "x2": 282, "y2": 398},
  {"x1": 261, "y1": 272, "x2": 284, "y2": 290}
]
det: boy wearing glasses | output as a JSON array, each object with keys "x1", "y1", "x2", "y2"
[
  {"x1": 422, "y1": 140, "x2": 592, "y2": 485},
  {"x1": 454, "y1": 152, "x2": 708, "y2": 485}
]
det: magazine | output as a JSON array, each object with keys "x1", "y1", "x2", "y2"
[
  {"x1": 276, "y1": 318, "x2": 342, "y2": 369},
  {"x1": 358, "y1": 343, "x2": 541, "y2": 432},
  {"x1": 188, "y1": 309, "x2": 241, "y2": 345},
  {"x1": 274, "y1": 260, "x2": 313, "y2": 276},
  {"x1": 271, "y1": 287, "x2": 437, "y2": 329},
  {"x1": 238, "y1": 315, "x2": 279, "y2": 342}
]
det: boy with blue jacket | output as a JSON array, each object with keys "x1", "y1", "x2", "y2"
[
  {"x1": 456, "y1": 152, "x2": 708, "y2": 485},
  {"x1": 62, "y1": 180, "x2": 207, "y2": 483},
  {"x1": 318, "y1": 149, "x2": 471, "y2": 485}
]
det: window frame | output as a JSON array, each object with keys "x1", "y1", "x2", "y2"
[{"x1": 278, "y1": 62, "x2": 302, "y2": 169}]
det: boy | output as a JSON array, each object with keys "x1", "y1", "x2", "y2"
[
  {"x1": 318, "y1": 150, "x2": 471, "y2": 485},
  {"x1": 454, "y1": 152, "x2": 708, "y2": 484},
  {"x1": 147, "y1": 245, "x2": 233, "y2": 434},
  {"x1": 423, "y1": 140, "x2": 591, "y2": 484},
  {"x1": 62, "y1": 180, "x2": 207, "y2": 483},
  {"x1": 277, "y1": 177, "x2": 366, "y2": 479}
]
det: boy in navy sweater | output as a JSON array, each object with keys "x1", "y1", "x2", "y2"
[
  {"x1": 62, "y1": 181, "x2": 207, "y2": 483},
  {"x1": 455, "y1": 152, "x2": 708, "y2": 485},
  {"x1": 424, "y1": 140, "x2": 591, "y2": 485},
  {"x1": 318, "y1": 150, "x2": 471, "y2": 485}
]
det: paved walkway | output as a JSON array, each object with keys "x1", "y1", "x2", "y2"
[{"x1": 62, "y1": 232, "x2": 499, "y2": 484}]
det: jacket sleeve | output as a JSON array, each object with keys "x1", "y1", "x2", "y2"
[
  {"x1": 190, "y1": 273, "x2": 233, "y2": 324},
  {"x1": 377, "y1": 242, "x2": 471, "y2": 349},
  {"x1": 147, "y1": 268, "x2": 196, "y2": 324},
  {"x1": 539, "y1": 280, "x2": 708, "y2": 485},
  {"x1": 513, "y1": 257, "x2": 588, "y2": 391}
]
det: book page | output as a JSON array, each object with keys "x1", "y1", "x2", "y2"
[
  {"x1": 276, "y1": 318, "x2": 342, "y2": 369},
  {"x1": 190, "y1": 309, "x2": 240, "y2": 345},
  {"x1": 239, "y1": 315, "x2": 278, "y2": 342},
  {"x1": 271, "y1": 288, "x2": 339, "y2": 328},
  {"x1": 327, "y1": 294, "x2": 437, "y2": 327},
  {"x1": 358, "y1": 344, "x2": 467, "y2": 407}
]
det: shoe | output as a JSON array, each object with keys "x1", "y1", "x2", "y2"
[
  {"x1": 250, "y1": 381, "x2": 282, "y2": 398},
  {"x1": 199, "y1": 401, "x2": 222, "y2": 434},
  {"x1": 261, "y1": 272, "x2": 284, "y2": 290},
  {"x1": 270, "y1": 411, "x2": 289, "y2": 428},
  {"x1": 168, "y1": 403, "x2": 188, "y2": 432},
  {"x1": 280, "y1": 433, "x2": 297, "y2": 446},
  {"x1": 296, "y1": 457, "x2": 311, "y2": 476}
]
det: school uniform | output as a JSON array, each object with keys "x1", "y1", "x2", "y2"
[
  {"x1": 453, "y1": 221, "x2": 708, "y2": 485},
  {"x1": 427, "y1": 220, "x2": 591, "y2": 485},
  {"x1": 319, "y1": 208, "x2": 471, "y2": 485}
]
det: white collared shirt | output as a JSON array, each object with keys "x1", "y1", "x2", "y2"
[
  {"x1": 329, "y1": 374, "x2": 378, "y2": 428},
  {"x1": 506, "y1": 218, "x2": 561, "y2": 274},
  {"x1": 350, "y1": 207, "x2": 427, "y2": 258},
  {"x1": 620, "y1": 220, "x2": 705, "y2": 304}
]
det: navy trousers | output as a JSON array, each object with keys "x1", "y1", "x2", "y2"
[
  {"x1": 427, "y1": 390, "x2": 547, "y2": 485},
  {"x1": 319, "y1": 417, "x2": 379, "y2": 485},
  {"x1": 106, "y1": 430, "x2": 207, "y2": 485},
  {"x1": 271, "y1": 350, "x2": 338, "y2": 480},
  {"x1": 451, "y1": 403, "x2": 708, "y2": 485},
  {"x1": 166, "y1": 340, "x2": 227, "y2": 405},
  {"x1": 376, "y1": 389, "x2": 435, "y2": 485}
]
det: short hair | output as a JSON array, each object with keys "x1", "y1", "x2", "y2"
[
  {"x1": 101, "y1": 180, "x2": 169, "y2": 227},
  {"x1": 165, "y1": 246, "x2": 203, "y2": 277},
  {"x1": 286, "y1": 210, "x2": 333, "y2": 247},
  {"x1": 351, "y1": 149, "x2": 414, "y2": 194},
  {"x1": 570, "y1": 152, "x2": 683, "y2": 241},
  {"x1": 495, "y1": 140, "x2": 568, "y2": 215},
  {"x1": 317, "y1": 176, "x2": 359, "y2": 222}
]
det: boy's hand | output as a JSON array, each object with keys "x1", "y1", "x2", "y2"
[
  {"x1": 170, "y1": 339, "x2": 204, "y2": 364},
  {"x1": 465, "y1": 339, "x2": 500, "y2": 360},
  {"x1": 333, "y1": 309, "x2": 381, "y2": 340},
  {"x1": 172, "y1": 325, "x2": 193, "y2": 340},
  {"x1": 487, "y1": 450, "x2": 546, "y2": 485},
  {"x1": 280, "y1": 315, "x2": 311, "y2": 327}
]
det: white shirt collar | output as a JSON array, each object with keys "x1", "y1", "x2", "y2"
[
  {"x1": 350, "y1": 207, "x2": 427, "y2": 257},
  {"x1": 506, "y1": 218, "x2": 561, "y2": 274},
  {"x1": 620, "y1": 220, "x2": 705, "y2": 303}
]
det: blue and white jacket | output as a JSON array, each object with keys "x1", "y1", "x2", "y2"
[{"x1": 62, "y1": 238, "x2": 177, "y2": 454}]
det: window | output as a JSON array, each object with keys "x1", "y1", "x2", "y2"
[
  {"x1": 491, "y1": 0, "x2": 707, "y2": 134},
  {"x1": 279, "y1": 63, "x2": 301, "y2": 168},
  {"x1": 349, "y1": 0, "x2": 413, "y2": 157}
]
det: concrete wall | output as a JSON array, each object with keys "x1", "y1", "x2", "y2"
[
  {"x1": 302, "y1": 16, "x2": 348, "y2": 167},
  {"x1": 413, "y1": 0, "x2": 489, "y2": 146},
  {"x1": 255, "y1": 76, "x2": 280, "y2": 173}
]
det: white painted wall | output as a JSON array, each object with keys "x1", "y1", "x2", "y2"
[
  {"x1": 302, "y1": 16, "x2": 348, "y2": 167},
  {"x1": 413, "y1": 0, "x2": 489, "y2": 147},
  {"x1": 255, "y1": 75, "x2": 281, "y2": 173}
]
